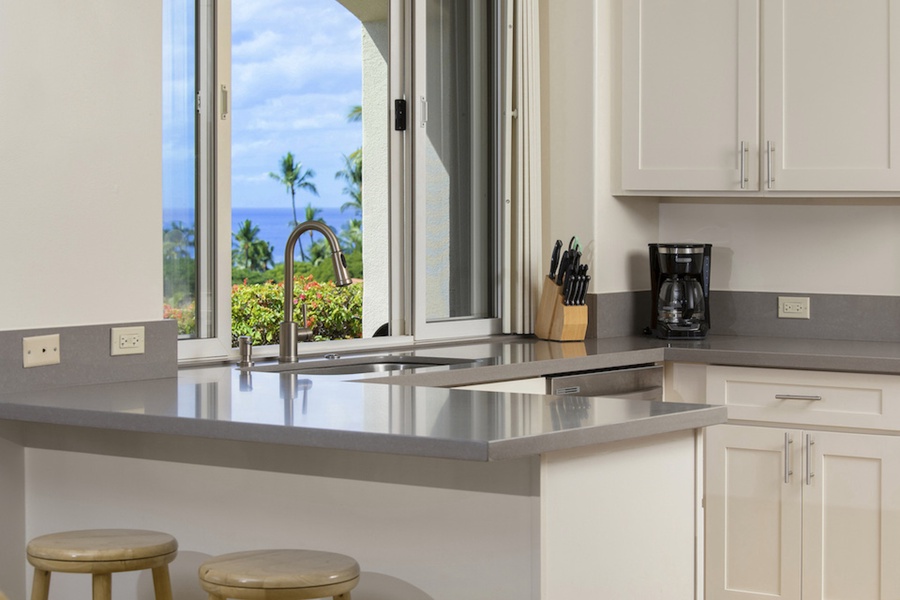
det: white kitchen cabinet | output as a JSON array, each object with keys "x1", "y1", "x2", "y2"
[
  {"x1": 706, "y1": 425, "x2": 900, "y2": 600},
  {"x1": 704, "y1": 366, "x2": 900, "y2": 600},
  {"x1": 705, "y1": 424, "x2": 801, "y2": 600},
  {"x1": 622, "y1": 0, "x2": 758, "y2": 192},
  {"x1": 622, "y1": 0, "x2": 900, "y2": 194}
]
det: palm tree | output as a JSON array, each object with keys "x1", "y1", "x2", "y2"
[
  {"x1": 301, "y1": 203, "x2": 326, "y2": 262},
  {"x1": 307, "y1": 237, "x2": 330, "y2": 267},
  {"x1": 340, "y1": 218, "x2": 362, "y2": 254},
  {"x1": 335, "y1": 148, "x2": 362, "y2": 218},
  {"x1": 268, "y1": 152, "x2": 318, "y2": 229},
  {"x1": 163, "y1": 221, "x2": 195, "y2": 260},
  {"x1": 232, "y1": 219, "x2": 273, "y2": 272},
  {"x1": 347, "y1": 104, "x2": 362, "y2": 123}
]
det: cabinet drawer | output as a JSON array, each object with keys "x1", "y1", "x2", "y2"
[{"x1": 706, "y1": 366, "x2": 900, "y2": 431}]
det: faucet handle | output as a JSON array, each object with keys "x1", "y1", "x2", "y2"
[{"x1": 298, "y1": 303, "x2": 313, "y2": 342}]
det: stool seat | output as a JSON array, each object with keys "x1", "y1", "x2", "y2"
[
  {"x1": 28, "y1": 529, "x2": 178, "y2": 569},
  {"x1": 199, "y1": 550, "x2": 359, "y2": 600},
  {"x1": 27, "y1": 529, "x2": 177, "y2": 600}
]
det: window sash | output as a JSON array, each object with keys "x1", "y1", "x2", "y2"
[
  {"x1": 409, "y1": 0, "x2": 506, "y2": 340},
  {"x1": 178, "y1": 0, "x2": 232, "y2": 361}
]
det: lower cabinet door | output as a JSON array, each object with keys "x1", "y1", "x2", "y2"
[
  {"x1": 801, "y1": 431, "x2": 900, "y2": 600},
  {"x1": 705, "y1": 424, "x2": 802, "y2": 600}
]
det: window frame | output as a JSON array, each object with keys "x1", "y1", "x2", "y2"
[{"x1": 173, "y1": 0, "x2": 510, "y2": 361}]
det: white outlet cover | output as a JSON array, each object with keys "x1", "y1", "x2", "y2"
[
  {"x1": 777, "y1": 296, "x2": 810, "y2": 319},
  {"x1": 110, "y1": 326, "x2": 146, "y2": 356},
  {"x1": 23, "y1": 334, "x2": 61, "y2": 368}
]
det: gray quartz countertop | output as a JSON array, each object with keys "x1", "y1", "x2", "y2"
[{"x1": 4, "y1": 333, "x2": 898, "y2": 461}]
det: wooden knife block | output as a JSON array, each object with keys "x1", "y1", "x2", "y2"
[{"x1": 535, "y1": 277, "x2": 588, "y2": 342}]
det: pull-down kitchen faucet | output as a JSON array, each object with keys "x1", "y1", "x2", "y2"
[{"x1": 279, "y1": 220, "x2": 352, "y2": 362}]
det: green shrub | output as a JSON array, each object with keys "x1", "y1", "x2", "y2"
[
  {"x1": 231, "y1": 252, "x2": 362, "y2": 287},
  {"x1": 231, "y1": 275, "x2": 362, "y2": 346}
]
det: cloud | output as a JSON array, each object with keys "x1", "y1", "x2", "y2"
[{"x1": 228, "y1": 0, "x2": 364, "y2": 210}]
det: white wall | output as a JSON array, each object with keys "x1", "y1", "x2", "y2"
[
  {"x1": 659, "y1": 201, "x2": 900, "y2": 295},
  {"x1": 541, "y1": 0, "x2": 659, "y2": 296},
  {"x1": 0, "y1": 0, "x2": 163, "y2": 331},
  {"x1": 361, "y1": 21, "x2": 390, "y2": 337}
]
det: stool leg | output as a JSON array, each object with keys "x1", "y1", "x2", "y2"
[
  {"x1": 151, "y1": 566, "x2": 174, "y2": 600},
  {"x1": 92, "y1": 573, "x2": 112, "y2": 600},
  {"x1": 30, "y1": 569, "x2": 50, "y2": 600},
  {"x1": 334, "y1": 594, "x2": 352, "y2": 600}
]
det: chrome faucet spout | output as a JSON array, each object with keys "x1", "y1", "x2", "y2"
[{"x1": 279, "y1": 220, "x2": 353, "y2": 362}]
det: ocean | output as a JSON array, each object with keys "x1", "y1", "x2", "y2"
[
  {"x1": 164, "y1": 205, "x2": 354, "y2": 259},
  {"x1": 232, "y1": 206, "x2": 352, "y2": 257}
]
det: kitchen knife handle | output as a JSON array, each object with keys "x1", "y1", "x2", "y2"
[
  {"x1": 549, "y1": 239, "x2": 562, "y2": 279},
  {"x1": 556, "y1": 251, "x2": 570, "y2": 286}
]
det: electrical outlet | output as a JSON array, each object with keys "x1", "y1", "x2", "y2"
[
  {"x1": 778, "y1": 296, "x2": 810, "y2": 319},
  {"x1": 23, "y1": 334, "x2": 61, "y2": 368},
  {"x1": 111, "y1": 326, "x2": 145, "y2": 356}
]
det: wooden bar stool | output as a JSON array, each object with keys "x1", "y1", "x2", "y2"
[
  {"x1": 199, "y1": 549, "x2": 359, "y2": 599},
  {"x1": 26, "y1": 529, "x2": 177, "y2": 600}
]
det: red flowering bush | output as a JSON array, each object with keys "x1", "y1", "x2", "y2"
[{"x1": 163, "y1": 302, "x2": 196, "y2": 336}]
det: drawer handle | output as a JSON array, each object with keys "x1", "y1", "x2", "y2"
[{"x1": 775, "y1": 394, "x2": 822, "y2": 401}]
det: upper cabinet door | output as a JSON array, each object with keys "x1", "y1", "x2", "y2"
[
  {"x1": 621, "y1": 0, "x2": 759, "y2": 192},
  {"x1": 762, "y1": 0, "x2": 900, "y2": 192}
]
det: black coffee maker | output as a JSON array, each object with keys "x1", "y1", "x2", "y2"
[{"x1": 648, "y1": 243, "x2": 712, "y2": 339}]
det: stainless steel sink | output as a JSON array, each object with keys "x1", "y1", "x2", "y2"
[{"x1": 248, "y1": 354, "x2": 477, "y2": 376}]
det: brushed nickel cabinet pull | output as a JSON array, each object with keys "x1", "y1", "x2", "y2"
[
  {"x1": 766, "y1": 141, "x2": 775, "y2": 189},
  {"x1": 805, "y1": 434, "x2": 815, "y2": 485},
  {"x1": 784, "y1": 432, "x2": 793, "y2": 484},
  {"x1": 775, "y1": 394, "x2": 823, "y2": 401},
  {"x1": 739, "y1": 141, "x2": 749, "y2": 189}
]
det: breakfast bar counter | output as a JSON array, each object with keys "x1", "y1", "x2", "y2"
[{"x1": 5, "y1": 333, "x2": 900, "y2": 599}]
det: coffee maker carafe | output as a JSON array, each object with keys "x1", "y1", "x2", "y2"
[{"x1": 648, "y1": 243, "x2": 711, "y2": 339}]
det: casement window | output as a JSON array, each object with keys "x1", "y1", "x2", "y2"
[{"x1": 163, "y1": 0, "x2": 539, "y2": 361}]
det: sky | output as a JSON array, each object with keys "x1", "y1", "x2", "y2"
[{"x1": 230, "y1": 0, "x2": 363, "y2": 211}]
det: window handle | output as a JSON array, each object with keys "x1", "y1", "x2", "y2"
[{"x1": 220, "y1": 84, "x2": 228, "y2": 120}]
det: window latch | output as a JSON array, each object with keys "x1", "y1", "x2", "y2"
[
  {"x1": 394, "y1": 99, "x2": 407, "y2": 131},
  {"x1": 220, "y1": 84, "x2": 228, "y2": 120}
]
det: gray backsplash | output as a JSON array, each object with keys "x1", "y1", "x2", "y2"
[
  {"x1": 588, "y1": 291, "x2": 900, "y2": 343},
  {"x1": 0, "y1": 320, "x2": 178, "y2": 394}
]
